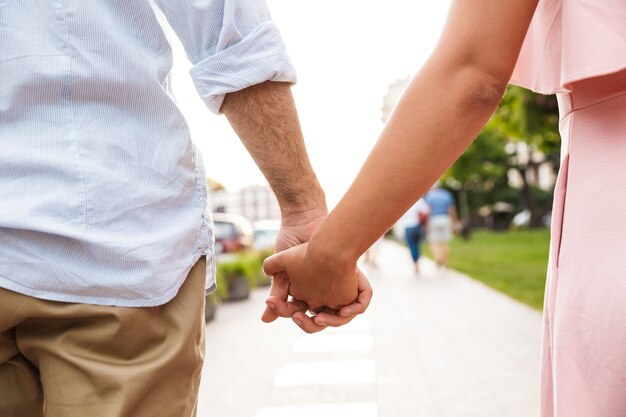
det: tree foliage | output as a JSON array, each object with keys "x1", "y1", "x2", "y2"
[
  {"x1": 443, "y1": 85, "x2": 560, "y2": 226},
  {"x1": 489, "y1": 85, "x2": 560, "y2": 156}
]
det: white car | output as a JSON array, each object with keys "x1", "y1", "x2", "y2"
[{"x1": 252, "y1": 220, "x2": 281, "y2": 251}]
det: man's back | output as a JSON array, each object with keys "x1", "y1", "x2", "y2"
[{"x1": 0, "y1": 0, "x2": 295, "y2": 306}]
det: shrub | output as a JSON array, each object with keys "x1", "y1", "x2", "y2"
[{"x1": 214, "y1": 250, "x2": 273, "y2": 300}]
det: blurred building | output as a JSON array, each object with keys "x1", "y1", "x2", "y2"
[
  {"x1": 505, "y1": 141, "x2": 556, "y2": 191},
  {"x1": 209, "y1": 184, "x2": 280, "y2": 222}
]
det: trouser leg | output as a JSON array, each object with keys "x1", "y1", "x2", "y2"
[
  {"x1": 429, "y1": 242, "x2": 441, "y2": 265},
  {"x1": 0, "y1": 328, "x2": 44, "y2": 417},
  {"x1": 441, "y1": 243, "x2": 450, "y2": 267},
  {"x1": 414, "y1": 228, "x2": 421, "y2": 261},
  {"x1": 405, "y1": 227, "x2": 419, "y2": 263}
]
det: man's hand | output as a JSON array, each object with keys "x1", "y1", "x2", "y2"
[{"x1": 274, "y1": 210, "x2": 327, "y2": 253}]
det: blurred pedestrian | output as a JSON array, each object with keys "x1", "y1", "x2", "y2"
[
  {"x1": 424, "y1": 184, "x2": 457, "y2": 268},
  {"x1": 399, "y1": 199, "x2": 430, "y2": 273}
]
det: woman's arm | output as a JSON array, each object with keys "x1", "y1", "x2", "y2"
[{"x1": 311, "y1": 0, "x2": 539, "y2": 266}]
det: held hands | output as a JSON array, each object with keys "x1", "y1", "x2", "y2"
[
  {"x1": 260, "y1": 209, "x2": 328, "y2": 324},
  {"x1": 262, "y1": 241, "x2": 373, "y2": 333}
]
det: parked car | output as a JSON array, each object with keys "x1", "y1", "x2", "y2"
[
  {"x1": 209, "y1": 213, "x2": 254, "y2": 305},
  {"x1": 252, "y1": 219, "x2": 281, "y2": 251},
  {"x1": 212, "y1": 213, "x2": 254, "y2": 256}
]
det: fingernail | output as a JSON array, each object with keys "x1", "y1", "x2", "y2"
[
  {"x1": 267, "y1": 302, "x2": 276, "y2": 310},
  {"x1": 340, "y1": 310, "x2": 351, "y2": 317},
  {"x1": 293, "y1": 317, "x2": 302, "y2": 326},
  {"x1": 316, "y1": 320, "x2": 326, "y2": 326}
]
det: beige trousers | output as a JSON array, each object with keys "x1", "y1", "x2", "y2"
[{"x1": 0, "y1": 257, "x2": 206, "y2": 417}]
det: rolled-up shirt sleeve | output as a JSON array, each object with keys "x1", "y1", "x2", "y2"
[{"x1": 154, "y1": 0, "x2": 297, "y2": 113}]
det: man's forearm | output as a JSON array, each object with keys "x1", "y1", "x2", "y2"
[{"x1": 221, "y1": 81, "x2": 326, "y2": 217}]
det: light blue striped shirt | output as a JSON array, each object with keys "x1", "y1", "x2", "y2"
[{"x1": 0, "y1": 0, "x2": 296, "y2": 306}]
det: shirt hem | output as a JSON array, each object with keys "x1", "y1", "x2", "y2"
[
  {"x1": 510, "y1": 63, "x2": 626, "y2": 95},
  {"x1": 0, "y1": 248, "x2": 216, "y2": 307}
]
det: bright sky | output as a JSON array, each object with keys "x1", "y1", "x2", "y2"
[{"x1": 169, "y1": 1, "x2": 452, "y2": 207}]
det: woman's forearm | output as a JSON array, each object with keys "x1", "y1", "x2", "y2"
[
  {"x1": 307, "y1": 0, "x2": 538, "y2": 268},
  {"x1": 309, "y1": 64, "x2": 506, "y2": 265}
]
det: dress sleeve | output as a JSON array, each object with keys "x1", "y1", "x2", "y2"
[
  {"x1": 510, "y1": 0, "x2": 626, "y2": 94},
  {"x1": 153, "y1": 0, "x2": 297, "y2": 113}
]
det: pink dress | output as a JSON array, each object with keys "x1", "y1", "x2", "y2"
[{"x1": 510, "y1": 1, "x2": 626, "y2": 416}]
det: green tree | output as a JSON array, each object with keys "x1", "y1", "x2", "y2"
[
  {"x1": 488, "y1": 86, "x2": 560, "y2": 226},
  {"x1": 442, "y1": 128, "x2": 509, "y2": 223}
]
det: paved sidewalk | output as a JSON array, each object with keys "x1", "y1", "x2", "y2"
[{"x1": 197, "y1": 240, "x2": 542, "y2": 417}]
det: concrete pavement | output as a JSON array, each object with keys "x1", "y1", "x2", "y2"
[{"x1": 197, "y1": 240, "x2": 542, "y2": 417}]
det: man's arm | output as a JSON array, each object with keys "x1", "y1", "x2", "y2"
[
  {"x1": 153, "y1": 0, "x2": 367, "y2": 327},
  {"x1": 221, "y1": 81, "x2": 370, "y2": 326}
]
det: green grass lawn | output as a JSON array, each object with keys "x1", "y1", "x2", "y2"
[{"x1": 426, "y1": 228, "x2": 550, "y2": 310}]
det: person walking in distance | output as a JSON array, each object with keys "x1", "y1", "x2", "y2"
[
  {"x1": 424, "y1": 184, "x2": 457, "y2": 268},
  {"x1": 399, "y1": 198, "x2": 430, "y2": 273}
]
